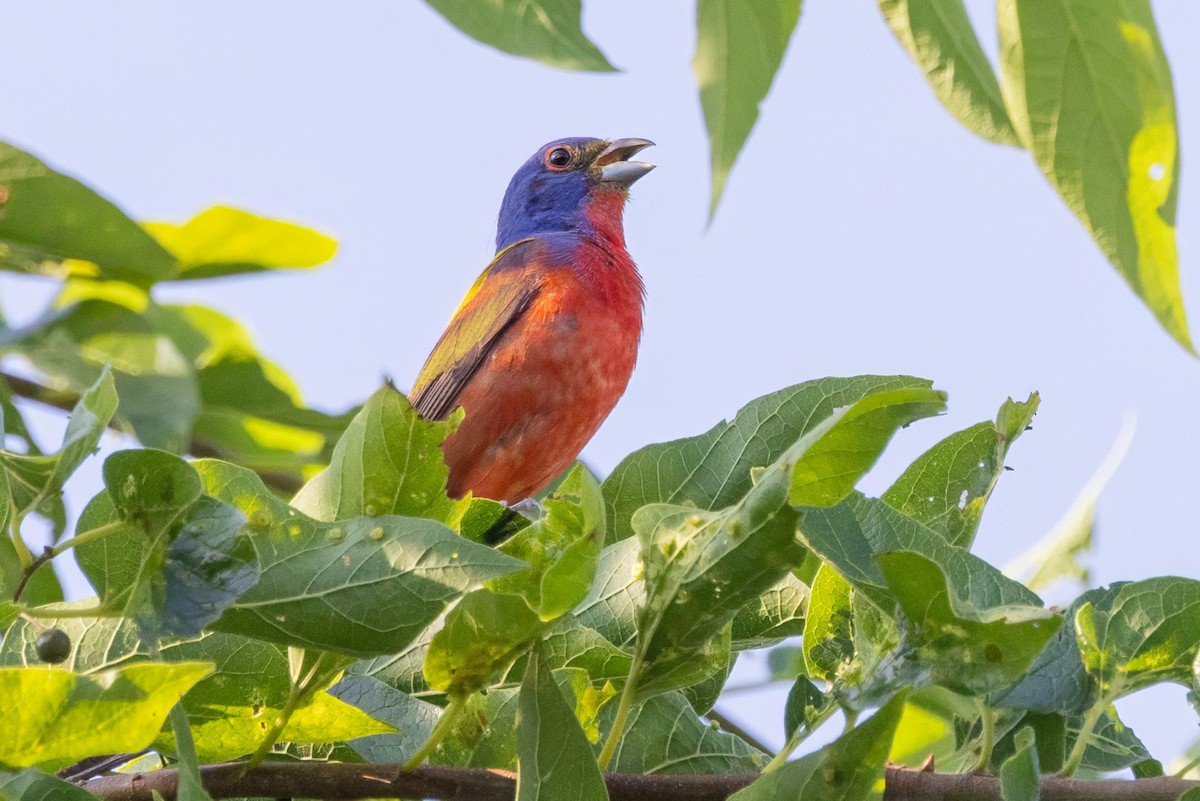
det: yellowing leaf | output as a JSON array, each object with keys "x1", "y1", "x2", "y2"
[{"x1": 144, "y1": 205, "x2": 337, "y2": 280}]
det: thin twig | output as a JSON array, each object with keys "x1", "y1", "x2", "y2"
[
  {"x1": 705, "y1": 708, "x2": 776, "y2": 756},
  {"x1": 77, "y1": 762, "x2": 1200, "y2": 801},
  {"x1": 1, "y1": 370, "x2": 303, "y2": 495}
]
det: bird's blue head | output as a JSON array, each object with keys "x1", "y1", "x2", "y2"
[{"x1": 495, "y1": 137, "x2": 654, "y2": 252}]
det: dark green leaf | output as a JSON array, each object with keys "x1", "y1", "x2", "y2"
[
  {"x1": 603, "y1": 376, "x2": 940, "y2": 543},
  {"x1": 604, "y1": 691, "x2": 766, "y2": 775},
  {"x1": 329, "y1": 674, "x2": 440, "y2": 764},
  {"x1": 999, "y1": 727, "x2": 1040, "y2": 801},
  {"x1": 997, "y1": 0, "x2": 1189, "y2": 350},
  {"x1": 162, "y1": 496, "x2": 256, "y2": 636},
  {"x1": 729, "y1": 691, "x2": 906, "y2": 800},
  {"x1": 878, "y1": 0, "x2": 1020, "y2": 145},
  {"x1": 694, "y1": 0, "x2": 802, "y2": 215},
  {"x1": 883, "y1": 394, "x2": 1038, "y2": 548},
  {"x1": 0, "y1": 141, "x2": 176, "y2": 285},
  {"x1": 0, "y1": 662, "x2": 211, "y2": 768},
  {"x1": 104, "y1": 449, "x2": 202, "y2": 523},
  {"x1": 0, "y1": 767, "x2": 99, "y2": 801},
  {"x1": 784, "y1": 677, "x2": 830, "y2": 741},
  {"x1": 424, "y1": 468, "x2": 604, "y2": 695},
  {"x1": 199, "y1": 458, "x2": 523, "y2": 656},
  {"x1": 424, "y1": 0, "x2": 615, "y2": 72},
  {"x1": 877, "y1": 550, "x2": 1060, "y2": 695},
  {"x1": 515, "y1": 643, "x2": 608, "y2": 801}
]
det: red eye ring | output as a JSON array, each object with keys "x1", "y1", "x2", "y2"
[{"x1": 545, "y1": 146, "x2": 573, "y2": 170}]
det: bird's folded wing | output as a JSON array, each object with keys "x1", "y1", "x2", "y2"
[{"x1": 410, "y1": 238, "x2": 543, "y2": 421}]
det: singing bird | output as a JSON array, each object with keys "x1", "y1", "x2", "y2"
[{"x1": 410, "y1": 137, "x2": 654, "y2": 503}]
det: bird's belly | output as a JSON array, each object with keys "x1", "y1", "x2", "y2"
[{"x1": 441, "y1": 306, "x2": 638, "y2": 502}]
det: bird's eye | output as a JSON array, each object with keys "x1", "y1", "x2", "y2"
[{"x1": 546, "y1": 147, "x2": 573, "y2": 169}]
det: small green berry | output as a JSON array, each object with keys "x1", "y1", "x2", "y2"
[{"x1": 35, "y1": 628, "x2": 72, "y2": 664}]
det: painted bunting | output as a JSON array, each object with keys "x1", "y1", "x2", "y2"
[{"x1": 410, "y1": 137, "x2": 654, "y2": 503}]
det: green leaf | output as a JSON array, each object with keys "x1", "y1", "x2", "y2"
[
  {"x1": 999, "y1": 727, "x2": 1040, "y2": 801},
  {"x1": 6, "y1": 297, "x2": 200, "y2": 451},
  {"x1": 729, "y1": 691, "x2": 906, "y2": 800},
  {"x1": 292, "y1": 384, "x2": 467, "y2": 526},
  {"x1": 424, "y1": 468, "x2": 604, "y2": 695},
  {"x1": 604, "y1": 691, "x2": 766, "y2": 774},
  {"x1": 423, "y1": 0, "x2": 615, "y2": 72},
  {"x1": 47, "y1": 367, "x2": 118, "y2": 495},
  {"x1": 878, "y1": 0, "x2": 1020, "y2": 145},
  {"x1": 515, "y1": 643, "x2": 608, "y2": 801},
  {"x1": 575, "y1": 538, "x2": 643, "y2": 647},
  {"x1": 0, "y1": 368, "x2": 116, "y2": 536},
  {"x1": 1005, "y1": 417, "x2": 1131, "y2": 591},
  {"x1": 0, "y1": 662, "x2": 211, "y2": 768},
  {"x1": 802, "y1": 563, "x2": 854, "y2": 684},
  {"x1": 883, "y1": 393, "x2": 1038, "y2": 548},
  {"x1": 0, "y1": 536, "x2": 62, "y2": 607},
  {"x1": 143, "y1": 205, "x2": 337, "y2": 281},
  {"x1": 0, "y1": 767, "x2": 99, "y2": 801},
  {"x1": 328, "y1": 674, "x2": 440, "y2": 764},
  {"x1": 997, "y1": 0, "x2": 1190, "y2": 350},
  {"x1": 730, "y1": 572, "x2": 808, "y2": 649},
  {"x1": 800, "y1": 492, "x2": 1043, "y2": 611},
  {"x1": 784, "y1": 677, "x2": 830, "y2": 742},
  {"x1": 0, "y1": 141, "x2": 177, "y2": 285},
  {"x1": 168, "y1": 703, "x2": 213, "y2": 801},
  {"x1": 1073, "y1": 576, "x2": 1200, "y2": 698},
  {"x1": 603, "y1": 376, "x2": 941, "y2": 543},
  {"x1": 200, "y1": 459, "x2": 522, "y2": 657},
  {"x1": 491, "y1": 465, "x2": 605, "y2": 620},
  {"x1": 76, "y1": 450, "x2": 248, "y2": 634},
  {"x1": 0, "y1": 613, "x2": 388, "y2": 763},
  {"x1": 877, "y1": 550, "x2": 1060, "y2": 695},
  {"x1": 694, "y1": 0, "x2": 802, "y2": 216}
]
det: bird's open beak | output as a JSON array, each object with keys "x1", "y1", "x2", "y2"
[{"x1": 597, "y1": 138, "x2": 655, "y2": 186}]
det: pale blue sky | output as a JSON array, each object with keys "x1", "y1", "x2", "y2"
[{"x1": 4, "y1": 0, "x2": 1200, "y2": 765}]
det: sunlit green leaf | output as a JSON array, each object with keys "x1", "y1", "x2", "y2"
[
  {"x1": 998, "y1": 0, "x2": 1190, "y2": 350},
  {"x1": 1073, "y1": 576, "x2": 1200, "y2": 698},
  {"x1": 143, "y1": 205, "x2": 337, "y2": 280},
  {"x1": 423, "y1": 0, "x2": 615, "y2": 72},
  {"x1": 883, "y1": 393, "x2": 1037, "y2": 548},
  {"x1": 879, "y1": 0, "x2": 1020, "y2": 145},
  {"x1": 0, "y1": 662, "x2": 211, "y2": 768},
  {"x1": 694, "y1": 0, "x2": 802, "y2": 215},
  {"x1": 603, "y1": 376, "x2": 940, "y2": 543},
  {"x1": 292, "y1": 384, "x2": 468, "y2": 526}
]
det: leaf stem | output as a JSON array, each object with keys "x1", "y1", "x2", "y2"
[
  {"x1": 1063, "y1": 698, "x2": 1109, "y2": 776},
  {"x1": 972, "y1": 702, "x2": 996, "y2": 773},
  {"x1": 597, "y1": 647, "x2": 645, "y2": 771},
  {"x1": 12, "y1": 519, "x2": 128, "y2": 602},
  {"x1": 9, "y1": 510, "x2": 34, "y2": 569},
  {"x1": 245, "y1": 650, "x2": 335, "y2": 769},
  {"x1": 402, "y1": 694, "x2": 468, "y2": 772}
]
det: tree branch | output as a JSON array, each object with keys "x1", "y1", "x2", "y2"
[
  {"x1": 78, "y1": 762, "x2": 1200, "y2": 801},
  {"x1": 82, "y1": 763, "x2": 757, "y2": 801},
  {"x1": 1, "y1": 370, "x2": 303, "y2": 495}
]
